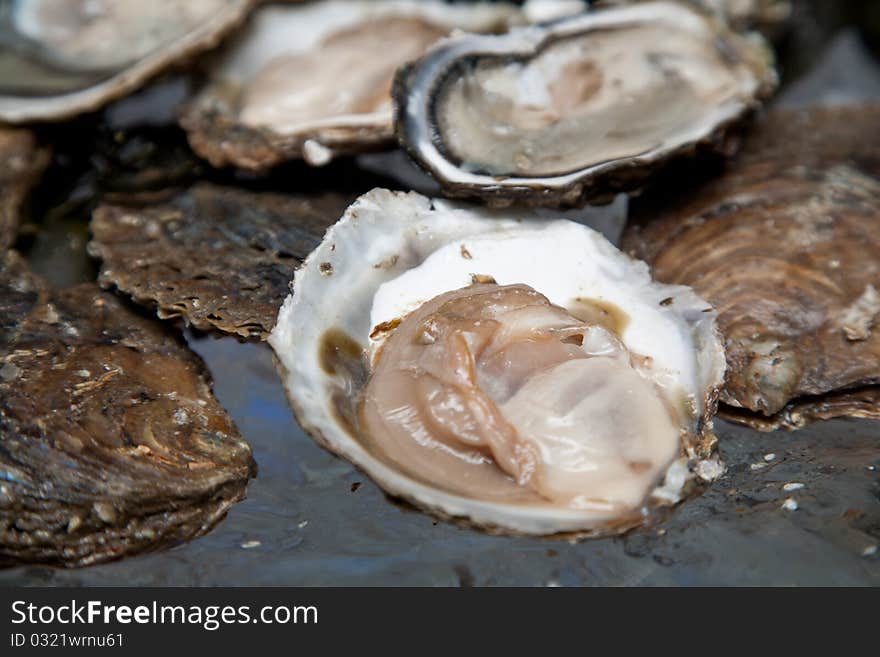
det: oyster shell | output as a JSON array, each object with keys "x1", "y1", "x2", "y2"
[
  {"x1": 179, "y1": 0, "x2": 538, "y2": 170},
  {"x1": 269, "y1": 189, "x2": 725, "y2": 536},
  {"x1": 89, "y1": 184, "x2": 357, "y2": 340},
  {"x1": 0, "y1": 251, "x2": 255, "y2": 567},
  {"x1": 622, "y1": 104, "x2": 880, "y2": 431},
  {"x1": 601, "y1": 0, "x2": 792, "y2": 36},
  {"x1": 0, "y1": 127, "x2": 49, "y2": 249},
  {"x1": 393, "y1": 1, "x2": 777, "y2": 207},
  {"x1": 0, "y1": 0, "x2": 252, "y2": 122}
]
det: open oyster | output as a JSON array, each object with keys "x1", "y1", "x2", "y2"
[
  {"x1": 269, "y1": 189, "x2": 725, "y2": 535},
  {"x1": 0, "y1": 0, "x2": 252, "y2": 122},
  {"x1": 0, "y1": 251, "x2": 255, "y2": 567},
  {"x1": 180, "y1": 0, "x2": 540, "y2": 170},
  {"x1": 623, "y1": 104, "x2": 880, "y2": 431},
  {"x1": 393, "y1": 1, "x2": 777, "y2": 207}
]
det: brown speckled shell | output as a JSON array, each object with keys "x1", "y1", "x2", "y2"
[
  {"x1": 0, "y1": 251, "x2": 255, "y2": 567},
  {"x1": 89, "y1": 184, "x2": 355, "y2": 340}
]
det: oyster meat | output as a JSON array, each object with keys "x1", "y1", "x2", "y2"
[
  {"x1": 0, "y1": 127, "x2": 49, "y2": 249},
  {"x1": 89, "y1": 184, "x2": 357, "y2": 340},
  {"x1": 393, "y1": 1, "x2": 777, "y2": 207},
  {"x1": 0, "y1": 0, "x2": 252, "y2": 122},
  {"x1": 623, "y1": 104, "x2": 880, "y2": 431},
  {"x1": 180, "y1": 0, "x2": 539, "y2": 170},
  {"x1": 0, "y1": 251, "x2": 255, "y2": 567},
  {"x1": 270, "y1": 189, "x2": 725, "y2": 535}
]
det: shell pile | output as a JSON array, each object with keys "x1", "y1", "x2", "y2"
[{"x1": 1, "y1": 0, "x2": 877, "y2": 565}]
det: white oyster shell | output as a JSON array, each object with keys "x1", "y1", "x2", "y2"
[
  {"x1": 0, "y1": 0, "x2": 252, "y2": 122},
  {"x1": 269, "y1": 189, "x2": 725, "y2": 535}
]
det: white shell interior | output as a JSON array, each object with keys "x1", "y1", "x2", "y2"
[
  {"x1": 0, "y1": 0, "x2": 250, "y2": 122},
  {"x1": 12, "y1": 0, "x2": 230, "y2": 72},
  {"x1": 269, "y1": 189, "x2": 725, "y2": 534}
]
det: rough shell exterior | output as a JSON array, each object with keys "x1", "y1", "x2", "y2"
[
  {"x1": 89, "y1": 184, "x2": 355, "y2": 340},
  {"x1": 623, "y1": 104, "x2": 880, "y2": 430},
  {"x1": 0, "y1": 251, "x2": 255, "y2": 567}
]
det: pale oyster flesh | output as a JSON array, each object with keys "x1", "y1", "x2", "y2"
[
  {"x1": 363, "y1": 283, "x2": 681, "y2": 518},
  {"x1": 239, "y1": 16, "x2": 447, "y2": 136},
  {"x1": 394, "y1": 1, "x2": 776, "y2": 205},
  {"x1": 438, "y1": 22, "x2": 763, "y2": 177},
  {"x1": 269, "y1": 189, "x2": 725, "y2": 535}
]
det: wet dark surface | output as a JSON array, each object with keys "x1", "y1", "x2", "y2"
[
  {"x1": 2, "y1": 2, "x2": 879, "y2": 585},
  {"x1": 2, "y1": 336, "x2": 877, "y2": 585}
]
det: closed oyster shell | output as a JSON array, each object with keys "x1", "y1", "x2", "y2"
[
  {"x1": 623, "y1": 104, "x2": 880, "y2": 430},
  {"x1": 393, "y1": 1, "x2": 777, "y2": 207},
  {"x1": 89, "y1": 184, "x2": 356, "y2": 340},
  {"x1": 269, "y1": 189, "x2": 725, "y2": 536},
  {"x1": 0, "y1": 251, "x2": 255, "y2": 567},
  {"x1": 179, "y1": 0, "x2": 535, "y2": 170},
  {"x1": 0, "y1": 0, "x2": 252, "y2": 122}
]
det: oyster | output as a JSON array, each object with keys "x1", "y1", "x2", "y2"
[
  {"x1": 0, "y1": 0, "x2": 252, "y2": 122},
  {"x1": 393, "y1": 1, "x2": 777, "y2": 207},
  {"x1": 89, "y1": 184, "x2": 357, "y2": 340},
  {"x1": 0, "y1": 127, "x2": 49, "y2": 249},
  {"x1": 179, "y1": 0, "x2": 537, "y2": 170},
  {"x1": 0, "y1": 250, "x2": 255, "y2": 567},
  {"x1": 623, "y1": 104, "x2": 880, "y2": 431},
  {"x1": 269, "y1": 189, "x2": 725, "y2": 535}
]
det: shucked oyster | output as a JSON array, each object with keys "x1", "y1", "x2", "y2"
[
  {"x1": 0, "y1": 0, "x2": 252, "y2": 122},
  {"x1": 180, "y1": 0, "x2": 547, "y2": 170},
  {"x1": 393, "y1": 1, "x2": 777, "y2": 207},
  {"x1": 623, "y1": 104, "x2": 880, "y2": 431},
  {"x1": 0, "y1": 251, "x2": 255, "y2": 566},
  {"x1": 270, "y1": 189, "x2": 725, "y2": 535}
]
